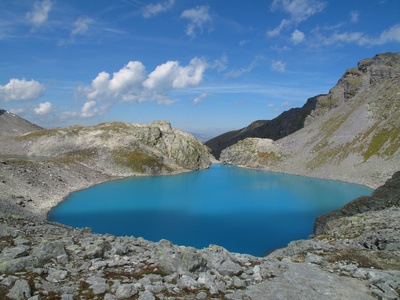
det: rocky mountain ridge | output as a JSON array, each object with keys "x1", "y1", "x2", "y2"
[
  {"x1": 220, "y1": 52, "x2": 400, "y2": 188},
  {"x1": 0, "y1": 120, "x2": 213, "y2": 177}
]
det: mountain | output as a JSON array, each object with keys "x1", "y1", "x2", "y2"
[
  {"x1": 220, "y1": 52, "x2": 400, "y2": 188},
  {"x1": 205, "y1": 98, "x2": 317, "y2": 159},
  {"x1": 0, "y1": 109, "x2": 43, "y2": 136}
]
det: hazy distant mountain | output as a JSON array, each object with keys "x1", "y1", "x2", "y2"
[{"x1": 0, "y1": 109, "x2": 43, "y2": 136}]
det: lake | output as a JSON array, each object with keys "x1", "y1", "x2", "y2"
[{"x1": 48, "y1": 164, "x2": 373, "y2": 256}]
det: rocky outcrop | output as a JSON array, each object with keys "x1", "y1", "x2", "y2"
[
  {"x1": 313, "y1": 170, "x2": 400, "y2": 235},
  {"x1": 0, "y1": 109, "x2": 42, "y2": 137},
  {"x1": 219, "y1": 138, "x2": 281, "y2": 168},
  {"x1": 220, "y1": 52, "x2": 400, "y2": 188},
  {"x1": 0, "y1": 120, "x2": 213, "y2": 176}
]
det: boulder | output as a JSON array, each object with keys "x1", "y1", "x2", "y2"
[
  {"x1": 7, "y1": 279, "x2": 32, "y2": 300},
  {"x1": 31, "y1": 240, "x2": 68, "y2": 264}
]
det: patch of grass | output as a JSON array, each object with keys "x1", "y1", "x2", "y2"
[
  {"x1": 363, "y1": 124, "x2": 400, "y2": 161},
  {"x1": 258, "y1": 151, "x2": 281, "y2": 165},
  {"x1": 113, "y1": 148, "x2": 166, "y2": 173},
  {"x1": 14, "y1": 127, "x2": 65, "y2": 141},
  {"x1": 54, "y1": 149, "x2": 98, "y2": 163}
]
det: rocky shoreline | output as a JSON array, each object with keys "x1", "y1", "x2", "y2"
[{"x1": 1, "y1": 204, "x2": 399, "y2": 299}]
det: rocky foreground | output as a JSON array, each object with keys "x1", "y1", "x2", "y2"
[{"x1": 1, "y1": 171, "x2": 399, "y2": 299}]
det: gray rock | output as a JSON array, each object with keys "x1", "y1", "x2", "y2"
[
  {"x1": 157, "y1": 246, "x2": 207, "y2": 274},
  {"x1": 217, "y1": 258, "x2": 242, "y2": 276},
  {"x1": 85, "y1": 240, "x2": 112, "y2": 259},
  {"x1": 1, "y1": 275, "x2": 18, "y2": 286},
  {"x1": 28, "y1": 295, "x2": 41, "y2": 300},
  {"x1": 116, "y1": 283, "x2": 138, "y2": 299},
  {"x1": 0, "y1": 256, "x2": 39, "y2": 274},
  {"x1": 7, "y1": 279, "x2": 32, "y2": 300},
  {"x1": 374, "y1": 282, "x2": 399, "y2": 299},
  {"x1": 138, "y1": 290, "x2": 156, "y2": 300},
  {"x1": 177, "y1": 274, "x2": 199, "y2": 290},
  {"x1": 196, "y1": 291, "x2": 208, "y2": 299},
  {"x1": 0, "y1": 224, "x2": 18, "y2": 237},
  {"x1": 305, "y1": 252, "x2": 328, "y2": 267},
  {"x1": 0, "y1": 246, "x2": 29, "y2": 261},
  {"x1": 230, "y1": 262, "x2": 375, "y2": 300},
  {"x1": 31, "y1": 240, "x2": 68, "y2": 264},
  {"x1": 86, "y1": 276, "x2": 110, "y2": 294},
  {"x1": 46, "y1": 268, "x2": 68, "y2": 283}
]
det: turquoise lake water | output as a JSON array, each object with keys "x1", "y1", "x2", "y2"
[{"x1": 48, "y1": 164, "x2": 373, "y2": 256}]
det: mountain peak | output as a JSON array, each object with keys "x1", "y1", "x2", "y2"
[{"x1": 0, "y1": 109, "x2": 43, "y2": 137}]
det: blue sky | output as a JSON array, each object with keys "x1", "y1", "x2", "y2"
[{"x1": 1, "y1": 0, "x2": 399, "y2": 138}]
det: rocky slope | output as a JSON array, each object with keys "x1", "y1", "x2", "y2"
[
  {"x1": 0, "y1": 173, "x2": 399, "y2": 299},
  {"x1": 0, "y1": 110, "x2": 42, "y2": 137},
  {"x1": 220, "y1": 52, "x2": 400, "y2": 188},
  {"x1": 0, "y1": 118, "x2": 214, "y2": 218}
]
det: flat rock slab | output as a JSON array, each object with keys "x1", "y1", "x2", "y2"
[{"x1": 229, "y1": 262, "x2": 375, "y2": 300}]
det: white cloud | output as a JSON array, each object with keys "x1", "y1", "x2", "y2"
[
  {"x1": 366, "y1": 24, "x2": 400, "y2": 45},
  {"x1": 0, "y1": 78, "x2": 45, "y2": 102},
  {"x1": 291, "y1": 29, "x2": 305, "y2": 44},
  {"x1": 9, "y1": 108, "x2": 25, "y2": 115},
  {"x1": 60, "y1": 100, "x2": 102, "y2": 119},
  {"x1": 142, "y1": 0, "x2": 175, "y2": 18},
  {"x1": 71, "y1": 16, "x2": 94, "y2": 37},
  {"x1": 224, "y1": 56, "x2": 266, "y2": 78},
  {"x1": 271, "y1": 60, "x2": 286, "y2": 73},
  {"x1": 34, "y1": 101, "x2": 52, "y2": 115},
  {"x1": 77, "y1": 57, "x2": 207, "y2": 106},
  {"x1": 26, "y1": 0, "x2": 53, "y2": 29},
  {"x1": 180, "y1": 6, "x2": 212, "y2": 38},
  {"x1": 281, "y1": 101, "x2": 291, "y2": 107},
  {"x1": 213, "y1": 53, "x2": 228, "y2": 72},
  {"x1": 193, "y1": 93, "x2": 210, "y2": 105},
  {"x1": 311, "y1": 23, "x2": 400, "y2": 47},
  {"x1": 268, "y1": 0, "x2": 325, "y2": 36},
  {"x1": 350, "y1": 11, "x2": 359, "y2": 23},
  {"x1": 320, "y1": 31, "x2": 364, "y2": 45},
  {"x1": 144, "y1": 57, "x2": 207, "y2": 91},
  {"x1": 271, "y1": 0, "x2": 326, "y2": 23},
  {"x1": 267, "y1": 19, "x2": 290, "y2": 37},
  {"x1": 267, "y1": 104, "x2": 275, "y2": 108}
]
